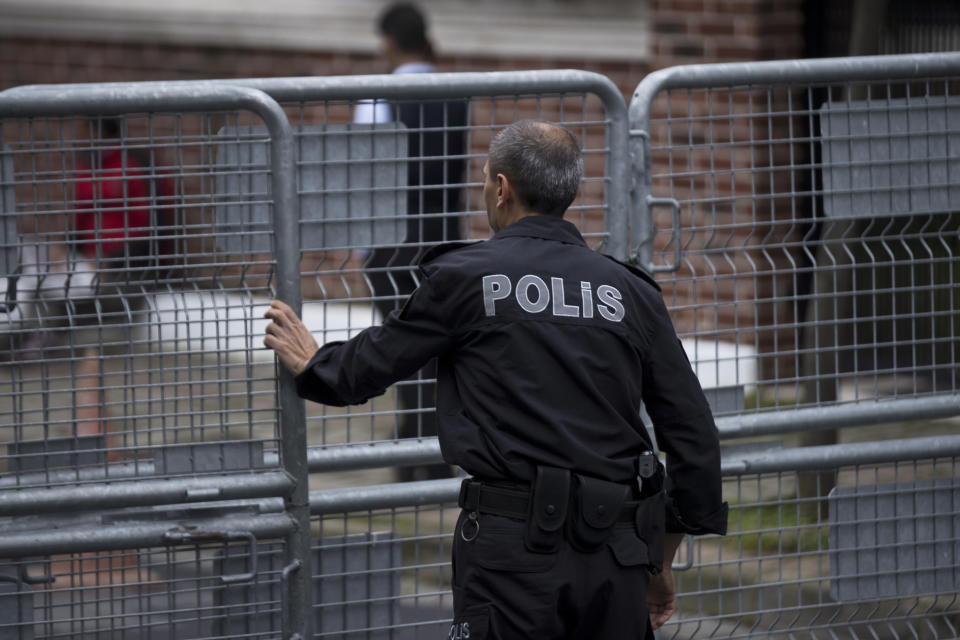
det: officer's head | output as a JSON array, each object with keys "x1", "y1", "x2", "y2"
[{"x1": 484, "y1": 120, "x2": 583, "y2": 231}]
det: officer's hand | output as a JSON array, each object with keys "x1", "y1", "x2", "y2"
[
  {"x1": 263, "y1": 300, "x2": 319, "y2": 375},
  {"x1": 647, "y1": 567, "x2": 677, "y2": 629}
]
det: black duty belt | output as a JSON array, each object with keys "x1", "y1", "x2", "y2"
[
  {"x1": 458, "y1": 460, "x2": 667, "y2": 570},
  {"x1": 458, "y1": 479, "x2": 637, "y2": 524}
]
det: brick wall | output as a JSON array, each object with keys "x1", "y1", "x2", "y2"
[
  {"x1": 641, "y1": 0, "x2": 807, "y2": 381},
  {"x1": 0, "y1": 1, "x2": 809, "y2": 372},
  {"x1": 0, "y1": 37, "x2": 381, "y2": 89},
  {"x1": 649, "y1": 0, "x2": 804, "y2": 67},
  {"x1": 0, "y1": 0, "x2": 806, "y2": 95}
]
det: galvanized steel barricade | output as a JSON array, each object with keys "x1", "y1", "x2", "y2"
[
  {"x1": 0, "y1": 82, "x2": 310, "y2": 639},
  {"x1": 3, "y1": 57, "x2": 960, "y2": 640},
  {"x1": 0, "y1": 71, "x2": 630, "y2": 638},
  {"x1": 629, "y1": 53, "x2": 960, "y2": 637}
]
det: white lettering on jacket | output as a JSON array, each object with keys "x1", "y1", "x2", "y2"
[
  {"x1": 481, "y1": 274, "x2": 624, "y2": 322},
  {"x1": 448, "y1": 621, "x2": 470, "y2": 639}
]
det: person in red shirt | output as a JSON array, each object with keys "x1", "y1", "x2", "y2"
[{"x1": 73, "y1": 118, "x2": 173, "y2": 278}]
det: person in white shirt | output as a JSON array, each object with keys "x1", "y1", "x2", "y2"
[{"x1": 356, "y1": 3, "x2": 468, "y2": 482}]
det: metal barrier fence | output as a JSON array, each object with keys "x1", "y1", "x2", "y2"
[
  {"x1": 0, "y1": 71, "x2": 627, "y2": 639},
  {"x1": 628, "y1": 52, "x2": 960, "y2": 638},
  {"x1": 629, "y1": 52, "x2": 960, "y2": 425},
  {"x1": 0, "y1": 82, "x2": 312, "y2": 639},
  {"x1": 0, "y1": 56, "x2": 958, "y2": 639}
]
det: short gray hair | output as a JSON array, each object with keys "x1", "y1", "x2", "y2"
[{"x1": 488, "y1": 120, "x2": 583, "y2": 217}]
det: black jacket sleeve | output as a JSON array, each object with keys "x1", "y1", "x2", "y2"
[
  {"x1": 294, "y1": 271, "x2": 455, "y2": 406},
  {"x1": 641, "y1": 297, "x2": 728, "y2": 536}
]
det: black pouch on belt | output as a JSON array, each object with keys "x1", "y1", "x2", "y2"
[
  {"x1": 524, "y1": 466, "x2": 570, "y2": 553},
  {"x1": 567, "y1": 474, "x2": 630, "y2": 552},
  {"x1": 635, "y1": 490, "x2": 666, "y2": 573}
]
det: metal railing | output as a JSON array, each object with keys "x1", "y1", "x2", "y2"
[
  {"x1": 628, "y1": 52, "x2": 960, "y2": 425},
  {"x1": 0, "y1": 70, "x2": 628, "y2": 639},
  {"x1": 0, "y1": 57, "x2": 958, "y2": 638},
  {"x1": 627, "y1": 52, "x2": 960, "y2": 638}
]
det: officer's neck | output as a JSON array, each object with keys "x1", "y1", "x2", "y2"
[{"x1": 492, "y1": 209, "x2": 541, "y2": 233}]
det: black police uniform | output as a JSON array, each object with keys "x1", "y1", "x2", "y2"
[{"x1": 295, "y1": 214, "x2": 728, "y2": 639}]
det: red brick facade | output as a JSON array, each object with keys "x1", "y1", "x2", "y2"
[
  {"x1": 0, "y1": 1, "x2": 807, "y2": 367},
  {"x1": 0, "y1": 1, "x2": 805, "y2": 98},
  {"x1": 649, "y1": 0, "x2": 804, "y2": 67}
]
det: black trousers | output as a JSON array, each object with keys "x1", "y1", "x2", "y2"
[{"x1": 450, "y1": 511, "x2": 657, "y2": 639}]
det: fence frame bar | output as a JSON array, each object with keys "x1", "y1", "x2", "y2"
[
  {"x1": 8, "y1": 392, "x2": 953, "y2": 491},
  {"x1": 0, "y1": 512, "x2": 295, "y2": 558},
  {"x1": 284, "y1": 394, "x2": 960, "y2": 473},
  {"x1": 0, "y1": 471, "x2": 294, "y2": 516},
  {"x1": 717, "y1": 393, "x2": 960, "y2": 439},
  {"x1": 722, "y1": 433, "x2": 960, "y2": 475},
  {"x1": 0, "y1": 72, "x2": 629, "y2": 637},
  {"x1": 306, "y1": 433, "x2": 960, "y2": 516}
]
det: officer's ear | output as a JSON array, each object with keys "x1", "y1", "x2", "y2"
[{"x1": 495, "y1": 172, "x2": 511, "y2": 208}]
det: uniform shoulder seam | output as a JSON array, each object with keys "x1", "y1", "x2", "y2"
[
  {"x1": 418, "y1": 240, "x2": 483, "y2": 266},
  {"x1": 602, "y1": 254, "x2": 661, "y2": 292}
]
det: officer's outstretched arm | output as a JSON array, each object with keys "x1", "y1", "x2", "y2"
[{"x1": 271, "y1": 272, "x2": 456, "y2": 407}]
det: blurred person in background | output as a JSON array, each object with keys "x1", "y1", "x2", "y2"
[
  {"x1": 5, "y1": 117, "x2": 174, "y2": 360},
  {"x1": 355, "y1": 2, "x2": 468, "y2": 481},
  {"x1": 73, "y1": 117, "x2": 175, "y2": 282}
]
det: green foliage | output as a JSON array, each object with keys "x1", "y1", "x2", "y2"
[{"x1": 725, "y1": 500, "x2": 828, "y2": 555}]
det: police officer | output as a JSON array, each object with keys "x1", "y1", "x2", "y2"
[{"x1": 264, "y1": 120, "x2": 727, "y2": 638}]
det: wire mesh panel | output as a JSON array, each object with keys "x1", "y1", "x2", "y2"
[
  {"x1": 630, "y1": 55, "x2": 960, "y2": 423},
  {"x1": 0, "y1": 71, "x2": 628, "y2": 640},
  {"x1": 628, "y1": 54, "x2": 960, "y2": 639},
  {"x1": 0, "y1": 538, "x2": 287, "y2": 640},
  {"x1": 0, "y1": 72, "x2": 628, "y2": 640},
  {"x1": 667, "y1": 453, "x2": 960, "y2": 639},
  {"x1": 0, "y1": 111, "x2": 286, "y2": 488},
  {"x1": 311, "y1": 503, "x2": 458, "y2": 639}
]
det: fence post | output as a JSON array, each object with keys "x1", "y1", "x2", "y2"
[
  {"x1": 262, "y1": 94, "x2": 312, "y2": 640},
  {"x1": 628, "y1": 105, "x2": 654, "y2": 270}
]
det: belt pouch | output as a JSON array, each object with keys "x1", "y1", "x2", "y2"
[
  {"x1": 524, "y1": 466, "x2": 569, "y2": 553},
  {"x1": 635, "y1": 490, "x2": 666, "y2": 573},
  {"x1": 457, "y1": 478, "x2": 480, "y2": 512},
  {"x1": 568, "y1": 474, "x2": 629, "y2": 552}
]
